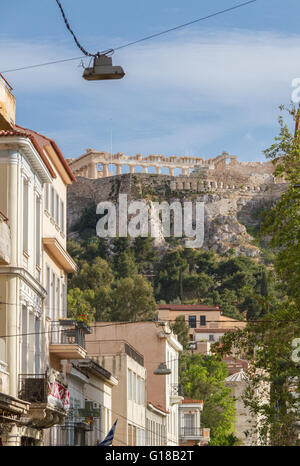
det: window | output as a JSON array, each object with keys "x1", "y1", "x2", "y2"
[
  {"x1": 188, "y1": 315, "x2": 196, "y2": 328},
  {"x1": 51, "y1": 187, "x2": 55, "y2": 218},
  {"x1": 128, "y1": 369, "x2": 132, "y2": 400},
  {"x1": 132, "y1": 372, "x2": 136, "y2": 402},
  {"x1": 23, "y1": 179, "x2": 29, "y2": 253},
  {"x1": 35, "y1": 197, "x2": 41, "y2": 266},
  {"x1": 56, "y1": 193, "x2": 59, "y2": 225},
  {"x1": 52, "y1": 273, "x2": 56, "y2": 320},
  {"x1": 45, "y1": 184, "x2": 49, "y2": 211},
  {"x1": 34, "y1": 317, "x2": 41, "y2": 373},
  {"x1": 57, "y1": 278, "x2": 60, "y2": 318},
  {"x1": 21, "y1": 306, "x2": 28, "y2": 373},
  {"x1": 200, "y1": 315, "x2": 206, "y2": 326},
  {"x1": 62, "y1": 282, "x2": 66, "y2": 317},
  {"x1": 61, "y1": 200, "x2": 65, "y2": 232},
  {"x1": 184, "y1": 413, "x2": 195, "y2": 436},
  {"x1": 46, "y1": 266, "x2": 50, "y2": 317},
  {"x1": 209, "y1": 334, "x2": 215, "y2": 342}
]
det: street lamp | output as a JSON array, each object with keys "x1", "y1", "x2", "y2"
[
  {"x1": 153, "y1": 363, "x2": 172, "y2": 376},
  {"x1": 83, "y1": 54, "x2": 125, "y2": 81}
]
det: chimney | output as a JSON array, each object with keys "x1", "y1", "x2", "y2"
[{"x1": 0, "y1": 74, "x2": 16, "y2": 130}]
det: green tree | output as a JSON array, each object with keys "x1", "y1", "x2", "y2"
[
  {"x1": 263, "y1": 104, "x2": 300, "y2": 303},
  {"x1": 170, "y1": 315, "x2": 190, "y2": 350},
  {"x1": 113, "y1": 250, "x2": 138, "y2": 279},
  {"x1": 180, "y1": 353, "x2": 235, "y2": 443},
  {"x1": 133, "y1": 236, "x2": 160, "y2": 276},
  {"x1": 67, "y1": 288, "x2": 96, "y2": 322},
  {"x1": 218, "y1": 105, "x2": 300, "y2": 445},
  {"x1": 70, "y1": 257, "x2": 114, "y2": 290},
  {"x1": 111, "y1": 275, "x2": 156, "y2": 322}
]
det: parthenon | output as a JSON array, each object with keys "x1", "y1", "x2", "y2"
[{"x1": 66, "y1": 149, "x2": 252, "y2": 179}]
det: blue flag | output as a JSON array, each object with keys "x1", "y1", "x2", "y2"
[{"x1": 97, "y1": 419, "x2": 118, "y2": 446}]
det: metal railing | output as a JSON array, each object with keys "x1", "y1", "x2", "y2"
[
  {"x1": 169, "y1": 383, "x2": 184, "y2": 397},
  {"x1": 18, "y1": 373, "x2": 48, "y2": 403},
  {"x1": 124, "y1": 342, "x2": 144, "y2": 367},
  {"x1": 180, "y1": 427, "x2": 206, "y2": 438},
  {"x1": 50, "y1": 321, "x2": 86, "y2": 349}
]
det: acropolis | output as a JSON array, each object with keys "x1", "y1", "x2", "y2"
[{"x1": 67, "y1": 149, "x2": 276, "y2": 182}]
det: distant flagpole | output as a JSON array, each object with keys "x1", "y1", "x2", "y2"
[{"x1": 97, "y1": 419, "x2": 118, "y2": 446}]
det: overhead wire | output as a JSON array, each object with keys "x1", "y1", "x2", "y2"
[
  {"x1": 0, "y1": 307, "x2": 298, "y2": 339},
  {"x1": 0, "y1": 0, "x2": 258, "y2": 74}
]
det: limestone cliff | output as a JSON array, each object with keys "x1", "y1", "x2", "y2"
[{"x1": 67, "y1": 173, "x2": 287, "y2": 259}]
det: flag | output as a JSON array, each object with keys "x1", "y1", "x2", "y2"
[{"x1": 97, "y1": 419, "x2": 118, "y2": 446}]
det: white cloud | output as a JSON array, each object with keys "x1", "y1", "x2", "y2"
[{"x1": 1, "y1": 28, "x2": 299, "y2": 159}]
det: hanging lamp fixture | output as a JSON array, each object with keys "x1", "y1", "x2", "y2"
[
  {"x1": 55, "y1": 0, "x2": 125, "y2": 81},
  {"x1": 153, "y1": 363, "x2": 172, "y2": 376}
]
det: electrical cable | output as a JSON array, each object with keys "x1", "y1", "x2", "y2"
[
  {"x1": 0, "y1": 0, "x2": 258, "y2": 74},
  {"x1": 55, "y1": 0, "x2": 95, "y2": 57},
  {"x1": 0, "y1": 313, "x2": 297, "y2": 339}
]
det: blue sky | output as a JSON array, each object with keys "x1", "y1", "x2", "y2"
[{"x1": 1, "y1": 0, "x2": 300, "y2": 166}]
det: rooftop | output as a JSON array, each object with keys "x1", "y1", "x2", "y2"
[
  {"x1": 147, "y1": 400, "x2": 170, "y2": 414},
  {"x1": 182, "y1": 397, "x2": 204, "y2": 405},
  {"x1": 0, "y1": 124, "x2": 76, "y2": 182},
  {"x1": 158, "y1": 304, "x2": 220, "y2": 311}
]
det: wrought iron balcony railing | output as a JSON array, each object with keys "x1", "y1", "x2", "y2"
[
  {"x1": 180, "y1": 427, "x2": 207, "y2": 438},
  {"x1": 169, "y1": 383, "x2": 184, "y2": 397},
  {"x1": 18, "y1": 374, "x2": 48, "y2": 403},
  {"x1": 50, "y1": 321, "x2": 90, "y2": 349}
]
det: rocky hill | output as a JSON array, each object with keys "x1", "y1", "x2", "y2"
[{"x1": 67, "y1": 172, "x2": 287, "y2": 259}]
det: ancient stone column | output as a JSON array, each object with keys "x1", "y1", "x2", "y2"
[
  {"x1": 103, "y1": 164, "x2": 109, "y2": 177},
  {"x1": 130, "y1": 165, "x2": 134, "y2": 174},
  {"x1": 88, "y1": 162, "x2": 97, "y2": 179},
  {"x1": 156, "y1": 166, "x2": 161, "y2": 174},
  {"x1": 169, "y1": 167, "x2": 174, "y2": 176},
  {"x1": 116, "y1": 164, "x2": 122, "y2": 175}
]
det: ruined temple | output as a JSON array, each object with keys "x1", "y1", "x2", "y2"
[
  {"x1": 67, "y1": 150, "x2": 287, "y2": 259},
  {"x1": 67, "y1": 150, "x2": 279, "y2": 190}
]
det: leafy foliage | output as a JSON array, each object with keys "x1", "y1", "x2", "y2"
[{"x1": 180, "y1": 353, "x2": 235, "y2": 443}]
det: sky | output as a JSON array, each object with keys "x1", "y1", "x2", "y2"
[{"x1": 1, "y1": 0, "x2": 300, "y2": 167}]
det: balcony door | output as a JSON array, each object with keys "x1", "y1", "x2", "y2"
[{"x1": 184, "y1": 413, "x2": 195, "y2": 436}]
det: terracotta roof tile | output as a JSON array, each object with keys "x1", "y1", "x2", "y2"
[
  {"x1": 147, "y1": 400, "x2": 169, "y2": 414},
  {"x1": 158, "y1": 304, "x2": 220, "y2": 311},
  {"x1": 0, "y1": 127, "x2": 56, "y2": 178},
  {"x1": 182, "y1": 397, "x2": 204, "y2": 405},
  {"x1": 194, "y1": 328, "x2": 235, "y2": 333},
  {"x1": 15, "y1": 125, "x2": 76, "y2": 182}
]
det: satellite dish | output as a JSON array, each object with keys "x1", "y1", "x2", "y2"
[{"x1": 83, "y1": 54, "x2": 125, "y2": 81}]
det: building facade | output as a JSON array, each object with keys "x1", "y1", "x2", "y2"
[
  {"x1": 178, "y1": 398, "x2": 210, "y2": 446},
  {"x1": 85, "y1": 322, "x2": 183, "y2": 446},
  {"x1": 48, "y1": 359, "x2": 118, "y2": 446},
  {"x1": 0, "y1": 77, "x2": 87, "y2": 446},
  {"x1": 87, "y1": 339, "x2": 147, "y2": 446}
]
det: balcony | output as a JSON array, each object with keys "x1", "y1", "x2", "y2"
[
  {"x1": 180, "y1": 427, "x2": 210, "y2": 442},
  {"x1": 0, "y1": 211, "x2": 10, "y2": 265},
  {"x1": 169, "y1": 384, "x2": 184, "y2": 405},
  {"x1": 49, "y1": 320, "x2": 92, "y2": 360},
  {"x1": 18, "y1": 372, "x2": 69, "y2": 428},
  {"x1": 42, "y1": 237, "x2": 77, "y2": 273}
]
